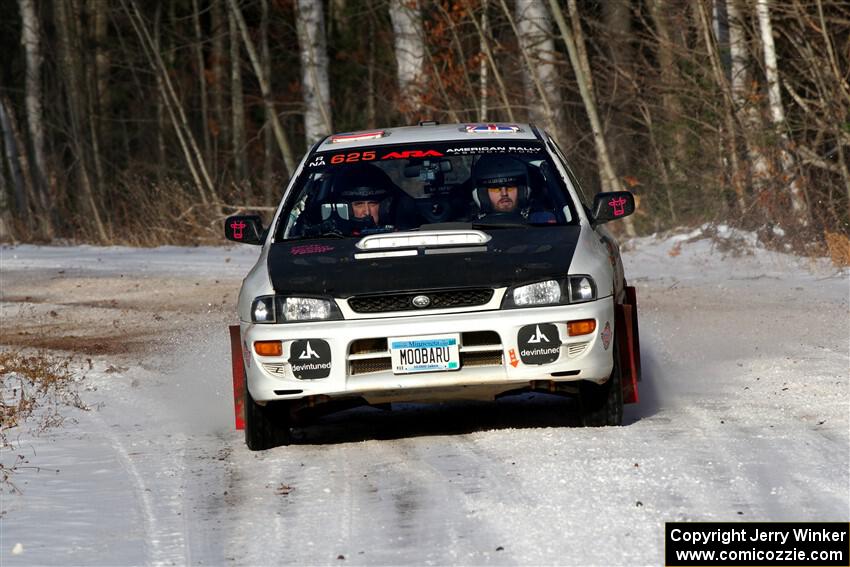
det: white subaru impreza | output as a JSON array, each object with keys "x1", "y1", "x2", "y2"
[{"x1": 225, "y1": 122, "x2": 641, "y2": 450}]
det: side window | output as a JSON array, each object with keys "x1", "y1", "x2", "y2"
[{"x1": 549, "y1": 140, "x2": 592, "y2": 211}]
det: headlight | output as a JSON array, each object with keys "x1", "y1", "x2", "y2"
[
  {"x1": 280, "y1": 297, "x2": 334, "y2": 321},
  {"x1": 251, "y1": 295, "x2": 339, "y2": 323},
  {"x1": 567, "y1": 276, "x2": 596, "y2": 303},
  {"x1": 503, "y1": 275, "x2": 597, "y2": 309},
  {"x1": 251, "y1": 296, "x2": 276, "y2": 323},
  {"x1": 512, "y1": 280, "x2": 561, "y2": 306}
]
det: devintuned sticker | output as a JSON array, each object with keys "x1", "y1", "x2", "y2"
[
  {"x1": 517, "y1": 323, "x2": 560, "y2": 365},
  {"x1": 601, "y1": 322, "x2": 612, "y2": 350},
  {"x1": 288, "y1": 339, "x2": 332, "y2": 379}
]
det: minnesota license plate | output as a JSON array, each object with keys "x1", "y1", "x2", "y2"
[{"x1": 389, "y1": 334, "x2": 461, "y2": 374}]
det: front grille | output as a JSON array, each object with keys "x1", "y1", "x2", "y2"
[
  {"x1": 460, "y1": 351, "x2": 504, "y2": 367},
  {"x1": 348, "y1": 289, "x2": 493, "y2": 313}
]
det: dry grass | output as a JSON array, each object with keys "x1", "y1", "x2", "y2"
[
  {"x1": 0, "y1": 350, "x2": 88, "y2": 489},
  {"x1": 824, "y1": 231, "x2": 850, "y2": 268}
]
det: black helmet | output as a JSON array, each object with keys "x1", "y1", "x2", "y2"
[
  {"x1": 333, "y1": 163, "x2": 396, "y2": 224},
  {"x1": 472, "y1": 155, "x2": 530, "y2": 214}
]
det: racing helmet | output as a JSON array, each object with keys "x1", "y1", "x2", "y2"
[
  {"x1": 471, "y1": 155, "x2": 530, "y2": 214},
  {"x1": 333, "y1": 163, "x2": 396, "y2": 225}
]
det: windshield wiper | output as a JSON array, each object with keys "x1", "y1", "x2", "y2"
[{"x1": 472, "y1": 221, "x2": 527, "y2": 229}]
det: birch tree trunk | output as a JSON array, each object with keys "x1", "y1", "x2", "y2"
[
  {"x1": 512, "y1": 0, "x2": 563, "y2": 141},
  {"x1": 18, "y1": 0, "x2": 54, "y2": 237},
  {"x1": 727, "y1": 0, "x2": 769, "y2": 199},
  {"x1": 694, "y1": 0, "x2": 746, "y2": 214},
  {"x1": 755, "y1": 0, "x2": 809, "y2": 225},
  {"x1": 389, "y1": 0, "x2": 426, "y2": 120},
  {"x1": 295, "y1": 0, "x2": 332, "y2": 144},
  {"x1": 229, "y1": 5, "x2": 246, "y2": 180},
  {"x1": 548, "y1": 0, "x2": 636, "y2": 236}
]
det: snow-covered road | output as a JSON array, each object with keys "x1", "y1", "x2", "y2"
[{"x1": 1, "y1": 231, "x2": 848, "y2": 565}]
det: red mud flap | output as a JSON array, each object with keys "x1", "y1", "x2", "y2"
[
  {"x1": 229, "y1": 325, "x2": 246, "y2": 430},
  {"x1": 615, "y1": 286, "x2": 642, "y2": 404}
]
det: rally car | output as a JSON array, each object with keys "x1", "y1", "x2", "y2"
[{"x1": 225, "y1": 122, "x2": 641, "y2": 450}]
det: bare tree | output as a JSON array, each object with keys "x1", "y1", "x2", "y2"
[
  {"x1": 389, "y1": 0, "x2": 427, "y2": 120},
  {"x1": 548, "y1": 0, "x2": 636, "y2": 235},
  {"x1": 295, "y1": 0, "x2": 332, "y2": 144},
  {"x1": 227, "y1": 0, "x2": 296, "y2": 176},
  {"x1": 191, "y1": 0, "x2": 211, "y2": 163},
  {"x1": 18, "y1": 0, "x2": 53, "y2": 237},
  {"x1": 727, "y1": 0, "x2": 770, "y2": 201},
  {"x1": 229, "y1": 3, "x2": 246, "y2": 180},
  {"x1": 55, "y1": 0, "x2": 108, "y2": 241},
  {"x1": 755, "y1": 0, "x2": 809, "y2": 225},
  {"x1": 0, "y1": 96, "x2": 30, "y2": 221},
  {"x1": 510, "y1": 0, "x2": 563, "y2": 140}
]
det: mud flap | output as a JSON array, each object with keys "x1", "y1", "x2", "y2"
[
  {"x1": 229, "y1": 325, "x2": 246, "y2": 430},
  {"x1": 615, "y1": 286, "x2": 642, "y2": 404}
]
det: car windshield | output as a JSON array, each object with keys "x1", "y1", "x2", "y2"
[{"x1": 275, "y1": 140, "x2": 578, "y2": 241}]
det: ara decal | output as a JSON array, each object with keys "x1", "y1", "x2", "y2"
[
  {"x1": 601, "y1": 322, "x2": 612, "y2": 350},
  {"x1": 380, "y1": 150, "x2": 444, "y2": 160}
]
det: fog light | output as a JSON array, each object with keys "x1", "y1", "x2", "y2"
[
  {"x1": 254, "y1": 340, "x2": 282, "y2": 356},
  {"x1": 567, "y1": 319, "x2": 596, "y2": 336}
]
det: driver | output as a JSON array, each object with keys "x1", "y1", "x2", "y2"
[
  {"x1": 471, "y1": 155, "x2": 530, "y2": 219},
  {"x1": 334, "y1": 163, "x2": 397, "y2": 230}
]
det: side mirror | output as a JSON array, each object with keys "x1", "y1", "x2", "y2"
[
  {"x1": 224, "y1": 215, "x2": 265, "y2": 245},
  {"x1": 591, "y1": 191, "x2": 635, "y2": 225}
]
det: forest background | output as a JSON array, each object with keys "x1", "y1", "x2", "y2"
[{"x1": 0, "y1": 0, "x2": 847, "y2": 257}]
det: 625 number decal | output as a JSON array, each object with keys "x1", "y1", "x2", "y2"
[{"x1": 330, "y1": 151, "x2": 376, "y2": 164}]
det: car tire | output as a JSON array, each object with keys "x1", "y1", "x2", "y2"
[
  {"x1": 244, "y1": 384, "x2": 293, "y2": 451},
  {"x1": 578, "y1": 338, "x2": 624, "y2": 427}
]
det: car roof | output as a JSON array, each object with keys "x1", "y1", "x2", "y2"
[{"x1": 315, "y1": 123, "x2": 540, "y2": 152}]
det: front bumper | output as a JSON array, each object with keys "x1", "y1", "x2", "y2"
[{"x1": 241, "y1": 298, "x2": 616, "y2": 403}]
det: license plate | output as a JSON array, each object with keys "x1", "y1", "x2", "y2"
[{"x1": 389, "y1": 334, "x2": 461, "y2": 374}]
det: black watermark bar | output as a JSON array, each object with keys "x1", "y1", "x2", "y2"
[{"x1": 665, "y1": 522, "x2": 849, "y2": 566}]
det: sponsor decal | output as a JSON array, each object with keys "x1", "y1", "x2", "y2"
[
  {"x1": 288, "y1": 339, "x2": 332, "y2": 379},
  {"x1": 517, "y1": 323, "x2": 560, "y2": 365},
  {"x1": 230, "y1": 219, "x2": 246, "y2": 240},
  {"x1": 508, "y1": 348, "x2": 519, "y2": 368},
  {"x1": 380, "y1": 150, "x2": 444, "y2": 160},
  {"x1": 609, "y1": 196, "x2": 627, "y2": 217},
  {"x1": 290, "y1": 243, "x2": 335, "y2": 255},
  {"x1": 330, "y1": 150, "x2": 376, "y2": 164},
  {"x1": 601, "y1": 321, "x2": 612, "y2": 350},
  {"x1": 308, "y1": 155, "x2": 326, "y2": 168},
  {"x1": 444, "y1": 145, "x2": 541, "y2": 155}
]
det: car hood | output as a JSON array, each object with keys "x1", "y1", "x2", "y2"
[{"x1": 267, "y1": 226, "x2": 582, "y2": 296}]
